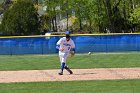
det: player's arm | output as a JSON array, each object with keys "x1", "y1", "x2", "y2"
[
  {"x1": 56, "y1": 38, "x2": 64, "y2": 51},
  {"x1": 56, "y1": 45, "x2": 60, "y2": 49},
  {"x1": 70, "y1": 40, "x2": 76, "y2": 56},
  {"x1": 71, "y1": 40, "x2": 75, "y2": 52}
]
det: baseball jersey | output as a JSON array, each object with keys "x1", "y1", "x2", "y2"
[{"x1": 56, "y1": 37, "x2": 75, "y2": 53}]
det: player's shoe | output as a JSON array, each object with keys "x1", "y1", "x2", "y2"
[
  {"x1": 58, "y1": 70, "x2": 63, "y2": 75},
  {"x1": 65, "y1": 66, "x2": 73, "y2": 74}
]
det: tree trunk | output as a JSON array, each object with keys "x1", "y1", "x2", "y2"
[
  {"x1": 79, "y1": 18, "x2": 82, "y2": 30},
  {"x1": 66, "y1": 12, "x2": 68, "y2": 31},
  {"x1": 122, "y1": 1, "x2": 127, "y2": 32},
  {"x1": 53, "y1": 8, "x2": 57, "y2": 32},
  {"x1": 103, "y1": 0, "x2": 114, "y2": 33},
  {"x1": 97, "y1": 0, "x2": 104, "y2": 33},
  {"x1": 66, "y1": 0, "x2": 69, "y2": 31},
  {"x1": 52, "y1": 18, "x2": 55, "y2": 32},
  {"x1": 54, "y1": 15, "x2": 57, "y2": 32},
  {"x1": 112, "y1": 0, "x2": 121, "y2": 32},
  {"x1": 49, "y1": 18, "x2": 52, "y2": 31},
  {"x1": 129, "y1": 0, "x2": 134, "y2": 10}
]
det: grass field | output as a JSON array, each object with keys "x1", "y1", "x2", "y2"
[
  {"x1": 0, "y1": 80, "x2": 140, "y2": 93},
  {"x1": 0, "y1": 52, "x2": 140, "y2": 93},
  {"x1": 0, "y1": 52, "x2": 140, "y2": 71}
]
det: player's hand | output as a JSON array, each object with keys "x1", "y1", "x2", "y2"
[{"x1": 59, "y1": 48, "x2": 64, "y2": 51}]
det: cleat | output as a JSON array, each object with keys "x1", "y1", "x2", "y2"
[
  {"x1": 69, "y1": 70, "x2": 73, "y2": 74},
  {"x1": 58, "y1": 70, "x2": 63, "y2": 75},
  {"x1": 65, "y1": 66, "x2": 73, "y2": 74}
]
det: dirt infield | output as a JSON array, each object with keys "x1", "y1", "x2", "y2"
[{"x1": 0, "y1": 68, "x2": 140, "y2": 83}]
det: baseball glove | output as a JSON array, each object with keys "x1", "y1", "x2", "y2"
[{"x1": 70, "y1": 51, "x2": 75, "y2": 57}]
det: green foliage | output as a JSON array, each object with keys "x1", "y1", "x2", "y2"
[
  {"x1": 42, "y1": 0, "x2": 140, "y2": 33},
  {"x1": 1, "y1": 0, "x2": 39, "y2": 35},
  {"x1": 129, "y1": 6, "x2": 140, "y2": 24},
  {"x1": 1, "y1": 0, "x2": 140, "y2": 34},
  {"x1": 39, "y1": 14, "x2": 50, "y2": 32}
]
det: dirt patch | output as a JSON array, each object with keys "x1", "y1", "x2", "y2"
[{"x1": 0, "y1": 68, "x2": 140, "y2": 83}]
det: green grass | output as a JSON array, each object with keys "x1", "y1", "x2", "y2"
[
  {"x1": 0, "y1": 53, "x2": 140, "y2": 93},
  {"x1": 0, "y1": 53, "x2": 140, "y2": 71},
  {"x1": 0, "y1": 79, "x2": 140, "y2": 93}
]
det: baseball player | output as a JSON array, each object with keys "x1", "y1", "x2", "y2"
[{"x1": 56, "y1": 31, "x2": 75, "y2": 75}]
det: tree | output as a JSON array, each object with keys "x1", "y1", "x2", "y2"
[
  {"x1": 44, "y1": 0, "x2": 60, "y2": 32},
  {"x1": 72, "y1": 0, "x2": 86, "y2": 31},
  {"x1": 130, "y1": 7, "x2": 140, "y2": 24},
  {"x1": 129, "y1": 6, "x2": 140, "y2": 31},
  {"x1": 39, "y1": 14, "x2": 50, "y2": 33},
  {"x1": 41, "y1": 0, "x2": 140, "y2": 33},
  {"x1": 1, "y1": 0, "x2": 39, "y2": 35}
]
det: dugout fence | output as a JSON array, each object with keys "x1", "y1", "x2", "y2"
[{"x1": 0, "y1": 33, "x2": 140, "y2": 55}]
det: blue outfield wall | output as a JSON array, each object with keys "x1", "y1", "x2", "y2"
[{"x1": 0, "y1": 34, "x2": 140, "y2": 55}]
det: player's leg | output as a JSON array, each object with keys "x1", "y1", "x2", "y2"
[
  {"x1": 58, "y1": 55, "x2": 64, "y2": 75},
  {"x1": 58, "y1": 53, "x2": 67, "y2": 75},
  {"x1": 64, "y1": 53, "x2": 73, "y2": 74},
  {"x1": 64, "y1": 65, "x2": 73, "y2": 74}
]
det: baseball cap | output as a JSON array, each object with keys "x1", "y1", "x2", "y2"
[{"x1": 65, "y1": 31, "x2": 70, "y2": 35}]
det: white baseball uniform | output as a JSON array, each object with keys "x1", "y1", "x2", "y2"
[{"x1": 56, "y1": 37, "x2": 75, "y2": 63}]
